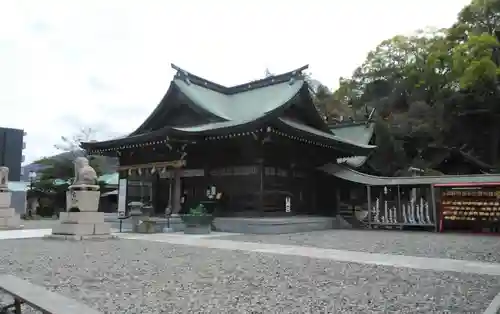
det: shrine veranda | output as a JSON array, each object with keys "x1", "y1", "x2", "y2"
[{"x1": 82, "y1": 64, "x2": 500, "y2": 234}]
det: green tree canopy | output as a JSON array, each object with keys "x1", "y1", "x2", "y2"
[{"x1": 328, "y1": 0, "x2": 500, "y2": 175}]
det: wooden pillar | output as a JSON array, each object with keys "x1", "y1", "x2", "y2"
[
  {"x1": 172, "y1": 168, "x2": 182, "y2": 214},
  {"x1": 311, "y1": 178, "x2": 317, "y2": 215},
  {"x1": 335, "y1": 188, "x2": 341, "y2": 216},
  {"x1": 166, "y1": 171, "x2": 173, "y2": 212},
  {"x1": 258, "y1": 159, "x2": 264, "y2": 216}
]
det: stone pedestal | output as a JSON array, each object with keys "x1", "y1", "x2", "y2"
[
  {"x1": 47, "y1": 185, "x2": 112, "y2": 240},
  {"x1": 0, "y1": 190, "x2": 22, "y2": 230}
]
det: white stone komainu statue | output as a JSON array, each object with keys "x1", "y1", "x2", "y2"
[
  {"x1": 0, "y1": 166, "x2": 21, "y2": 229},
  {"x1": 73, "y1": 156, "x2": 98, "y2": 186},
  {"x1": 49, "y1": 156, "x2": 111, "y2": 240},
  {"x1": 0, "y1": 166, "x2": 9, "y2": 191}
]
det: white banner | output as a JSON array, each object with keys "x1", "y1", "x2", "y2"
[
  {"x1": 118, "y1": 179, "x2": 127, "y2": 217},
  {"x1": 285, "y1": 196, "x2": 291, "y2": 213}
]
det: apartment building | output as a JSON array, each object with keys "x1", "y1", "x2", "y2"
[{"x1": 0, "y1": 127, "x2": 25, "y2": 182}]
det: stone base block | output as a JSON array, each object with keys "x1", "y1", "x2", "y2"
[
  {"x1": 94, "y1": 222, "x2": 111, "y2": 235},
  {"x1": 45, "y1": 234, "x2": 117, "y2": 241},
  {"x1": 0, "y1": 207, "x2": 15, "y2": 217},
  {"x1": 0, "y1": 192, "x2": 11, "y2": 208},
  {"x1": 0, "y1": 215, "x2": 21, "y2": 229},
  {"x1": 51, "y1": 222, "x2": 111, "y2": 236},
  {"x1": 59, "y1": 212, "x2": 104, "y2": 224},
  {"x1": 67, "y1": 189, "x2": 100, "y2": 212}
]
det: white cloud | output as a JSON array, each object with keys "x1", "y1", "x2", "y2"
[{"x1": 0, "y1": 0, "x2": 470, "y2": 163}]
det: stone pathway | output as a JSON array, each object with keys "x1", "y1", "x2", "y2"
[
  {"x1": 5, "y1": 229, "x2": 500, "y2": 277},
  {"x1": 0, "y1": 228, "x2": 52, "y2": 240},
  {"x1": 119, "y1": 232, "x2": 500, "y2": 277},
  {"x1": 4, "y1": 229, "x2": 500, "y2": 276}
]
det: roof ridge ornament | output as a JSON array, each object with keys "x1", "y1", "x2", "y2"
[
  {"x1": 182, "y1": 71, "x2": 191, "y2": 85},
  {"x1": 171, "y1": 63, "x2": 309, "y2": 93}
]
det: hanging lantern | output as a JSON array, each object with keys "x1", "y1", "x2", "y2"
[
  {"x1": 138, "y1": 168, "x2": 142, "y2": 175},
  {"x1": 384, "y1": 186, "x2": 388, "y2": 195},
  {"x1": 151, "y1": 166, "x2": 156, "y2": 174},
  {"x1": 128, "y1": 169, "x2": 132, "y2": 176}
]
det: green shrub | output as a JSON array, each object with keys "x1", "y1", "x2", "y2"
[
  {"x1": 187, "y1": 203, "x2": 207, "y2": 216},
  {"x1": 181, "y1": 204, "x2": 213, "y2": 227},
  {"x1": 37, "y1": 206, "x2": 54, "y2": 217}
]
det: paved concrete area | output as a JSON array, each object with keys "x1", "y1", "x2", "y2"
[
  {"x1": 484, "y1": 292, "x2": 500, "y2": 314},
  {"x1": 20, "y1": 219, "x2": 60, "y2": 229},
  {"x1": 21, "y1": 219, "x2": 133, "y2": 232},
  {"x1": 0, "y1": 228, "x2": 52, "y2": 239},
  {"x1": 223, "y1": 229, "x2": 500, "y2": 263},
  {"x1": 119, "y1": 233, "x2": 500, "y2": 277}
]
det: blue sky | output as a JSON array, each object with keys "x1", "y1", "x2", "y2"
[{"x1": 0, "y1": 0, "x2": 470, "y2": 163}]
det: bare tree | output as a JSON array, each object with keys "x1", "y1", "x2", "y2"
[{"x1": 54, "y1": 127, "x2": 98, "y2": 158}]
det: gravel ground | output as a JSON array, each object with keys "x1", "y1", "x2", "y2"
[
  {"x1": 221, "y1": 229, "x2": 500, "y2": 263},
  {"x1": 0, "y1": 238, "x2": 499, "y2": 313}
]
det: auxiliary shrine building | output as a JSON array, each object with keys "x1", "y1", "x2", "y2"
[{"x1": 82, "y1": 65, "x2": 375, "y2": 217}]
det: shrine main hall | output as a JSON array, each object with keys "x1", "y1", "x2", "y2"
[{"x1": 82, "y1": 64, "x2": 375, "y2": 219}]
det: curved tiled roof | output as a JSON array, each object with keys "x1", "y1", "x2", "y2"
[
  {"x1": 330, "y1": 122, "x2": 375, "y2": 168},
  {"x1": 173, "y1": 77, "x2": 304, "y2": 122},
  {"x1": 82, "y1": 64, "x2": 376, "y2": 157},
  {"x1": 319, "y1": 163, "x2": 500, "y2": 186}
]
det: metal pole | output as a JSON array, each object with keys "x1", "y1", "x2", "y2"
[
  {"x1": 397, "y1": 185, "x2": 401, "y2": 225},
  {"x1": 30, "y1": 178, "x2": 33, "y2": 217},
  {"x1": 367, "y1": 185, "x2": 372, "y2": 228},
  {"x1": 430, "y1": 184, "x2": 438, "y2": 232}
]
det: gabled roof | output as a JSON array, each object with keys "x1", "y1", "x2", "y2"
[
  {"x1": 174, "y1": 74, "x2": 303, "y2": 121},
  {"x1": 82, "y1": 64, "x2": 376, "y2": 157},
  {"x1": 277, "y1": 118, "x2": 374, "y2": 155},
  {"x1": 131, "y1": 64, "x2": 311, "y2": 135},
  {"x1": 329, "y1": 122, "x2": 375, "y2": 167}
]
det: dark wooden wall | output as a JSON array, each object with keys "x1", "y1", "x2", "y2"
[
  {"x1": 117, "y1": 132, "x2": 345, "y2": 217},
  {"x1": 314, "y1": 172, "x2": 340, "y2": 216}
]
